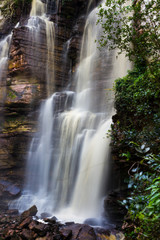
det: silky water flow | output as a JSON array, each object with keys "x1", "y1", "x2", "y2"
[
  {"x1": 10, "y1": 0, "x2": 130, "y2": 224},
  {"x1": 27, "y1": 0, "x2": 55, "y2": 96},
  {"x1": 0, "y1": 34, "x2": 12, "y2": 102}
]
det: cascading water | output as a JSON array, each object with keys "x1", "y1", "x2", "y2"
[
  {"x1": 0, "y1": 34, "x2": 12, "y2": 102},
  {"x1": 11, "y1": 0, "x2": 130, "y2": 223},
  {"x1": 27, "y1": 0, "x2": 55, "y2": 96}
]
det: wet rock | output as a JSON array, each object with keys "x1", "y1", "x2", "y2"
[
  {"x1": 0, "y1": 215, "x2": 11, "y2": 224},
  {"x1": 44, "y1": 216, "x2": 57, "y2": 224},
  {"x1": 21, "y1": 205, "x2": 38, "y2": 220},
  {"x1": 0, "y1": 206, "x2": 120, "y2": 240},
  {"x1": 65, "y1": 222, "x2": 75, "y2": 225},
  {"x1": 5, "y1": 229, "x2": 17, "y2": 238},
  {"x1": 0, "y1": 131, "x2": 33, "y2": 197},
  {"x1": 84, "y1": 217, "x2": 116, "y2": 231},
  {"x1": 20, "y1": 228, "x2": 35, "y2": 239},
  {"x1": 0, "y1": 180, "x2": 21, "y2": 199},
  {"x1": 35, "y1": 233, "x2": 54, "y2": 240},
  {"x1": 6, "y1": 209, "x2": 19, "y2": 215},
  {"x1": 19, "y1": 216, "x2": 32, "y2": 228},
  {"x1": 29, "y1": 220, "x2": 49, "y2": 236},
  {"x1": 104, "y1": 193, "x2": 127, "y2": 228},
  {"x1": 77, "y1": 224, "x2": 97, "y2": 240},
  {"x1": 94, "y1": 227, "x2": 111, "y2": 239},
  {"x1": 59, "y1": 228, "x2": 72, "y2": 239},
  {"x1": 40, "y1": 212, "x2": 52, "y2": 219},
  {"x1": 84, "y1": 218, "x2": 101, "y2": 226},
  {"x1": 49, "y1": 223, "x2": 60, "y2": 233},
  {"x1": 61, "y1": 223, "x2": 97, "y2": 240}
]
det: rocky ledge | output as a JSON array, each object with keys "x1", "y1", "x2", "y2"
[{"x1": 0, "y1": 205, "x2": 125, "y2": 240}]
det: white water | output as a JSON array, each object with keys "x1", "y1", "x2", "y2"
[
  {"x1": 0, "y1": 34, "x2": 12, "y2": 83},
  {"x1": 0, "y1": 34, "x2": 12, "y2": 102},
  {"x1": 11, "y1": 0, "x2": 130, "y2": 223},
  {"x1": 27, "y1": 0, "x2": 55, "y2": 96}
]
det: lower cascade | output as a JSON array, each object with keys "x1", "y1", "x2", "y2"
[{"x1": 10, "y1": 0, "x2": 130, "y2": 224}]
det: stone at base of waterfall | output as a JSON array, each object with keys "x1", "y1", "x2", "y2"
[
  {"x1": 84, "y1": 218, "x2": 116, "y2": 230},
  {"x1": 40, "y1": 212, "x2": 52, "y2": 219},
  {"x1": 44, "y1": 216, "x2": 58, "y2": 224},
  {"x1": 0, "y1": 206, "x2": 122, "y2": 239},
  {"x1": 60, "y1": 223, "x2": 97, "y2": 240},
  {"x1": 104, "y1": 192, "x2": 128, "y2": 228},
  {"x1": 21, "y1": 205, "x2": 38, "y2": 220},
  {"x1": 6, "y1": 209, "x2": 19, "y2": 215}
]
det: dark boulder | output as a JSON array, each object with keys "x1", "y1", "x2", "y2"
[
  {"x1": 44, "y1": 216, "x2": 57, "y2": 224},
  {"x1": 60, "y1": 223, "x2": 97, "y2": 240},
  {"x1": 21, "y1": 205, "x2": 38, "y2": 220}
]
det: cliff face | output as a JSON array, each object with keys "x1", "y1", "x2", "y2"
[{"x1": 0, "y1": 0, "x2": 99, "y2": 190}]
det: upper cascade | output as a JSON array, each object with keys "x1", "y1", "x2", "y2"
[
  {"x1": 27, "y1": 0, "x2": 55, "y2": 96},
  {"x1": 0, "y1": 34, "x2": 12, "y2": 84},
  {"x1": 30, "y1": 0, "x2": 46, "y2": 17},
  {"x1": 0, "y1": 33, "x2": 12, "y2": 103}
]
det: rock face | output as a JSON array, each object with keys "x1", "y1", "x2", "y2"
[
  {"x1": 0, "y1": 0, "x2": 31, "y2": 38},
  {"x1": 0, "y1": 0, "x2": 100, "y2": 191}
]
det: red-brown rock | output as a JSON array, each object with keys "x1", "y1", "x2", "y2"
[
  {"x1": 21, "y1": 205, "x2": 37, "y2": 220},
  {"x1": 19, "y1": 216, "x2": 32, "y2": 228}
]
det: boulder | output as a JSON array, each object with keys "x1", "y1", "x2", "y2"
[
  {"x1": 40, "y1": 212, "x2": 52, "y2": 219},
  {"x1": 44, "y1": 216, "x2": 57, "y2": 224},
  {"x1": 61, "y1": 223, "x2": 97, "y2": 240},
  {"x1": 60, "y1": 228, "x2": 72, "y2": 239},
  {"x1": 21, "y1": 205, "x2": 38, "y2": 220},
  {"x1": 19, "y1": 216, "x2": 32, "y2": 228},
  {"x1": 28, "y1": 220, "x2": 50, "y2": 236},
  {"x1": 20, "y1": 228, "x2": 35, "y2": 240}
]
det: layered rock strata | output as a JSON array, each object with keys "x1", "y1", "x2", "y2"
[{"x1": 0, "y1": 0, "x2": 99, "y2": 191}]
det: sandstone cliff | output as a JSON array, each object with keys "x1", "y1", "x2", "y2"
[{"x1": 0, "y1": 0, "x2": 99, "y2": 192}]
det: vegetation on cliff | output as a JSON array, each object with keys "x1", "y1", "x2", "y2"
[
  {"x1": 1, "y1": 0, "x2": 32, "y2": 23},
  {"x1": 113, "y1": 64, "x2": 160, "y2": 239},
  {"x1": 98, "y1": 0, "x2": 159, "y2": 66},
  {"x1": 98, "y1": 0, "x2": 160, "y2": 238}
]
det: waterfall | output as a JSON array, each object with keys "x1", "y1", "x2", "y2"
[
  {"x1": 30, "y1": 0, "x2": 45, "y2": 16},
  {"x1": 10, "y1": 0, "x2": 130, "y2": 223},
  {"x1": 27, "y1": 0, "x2": 55, "y2": 96},
  {"x1": 0, "y1": 34, "x2": 12, "y2": 103}
]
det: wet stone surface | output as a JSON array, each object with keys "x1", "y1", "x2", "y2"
[{"x1": 0, "y1": 205, "x2": 124, "y2": 240}]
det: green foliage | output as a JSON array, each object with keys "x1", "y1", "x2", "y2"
[
  {"x1": 106, "y1": 0, "x2": 160, "y2": 234},
  {"x1": 123, "y1": 154, "x2": 160, "y2": 239},
  {"x1": 1, "y1": 0, "x2": 32, "y2": 19},
  {"x1": 112, "y1": 63, "x2": 160, "y2": 154},
  {"x1": 97, "y1": 0, "x2": 160, "y2": 65},
  {"x1": 112, "y1": 63, "x2": 160, "y2": 239},
  {"x1": 115, "y1": 64, "x2": 160, "y2": 118},
  {"x1": 8, "y1": 90, "x2": 17, "y2": 99}
]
